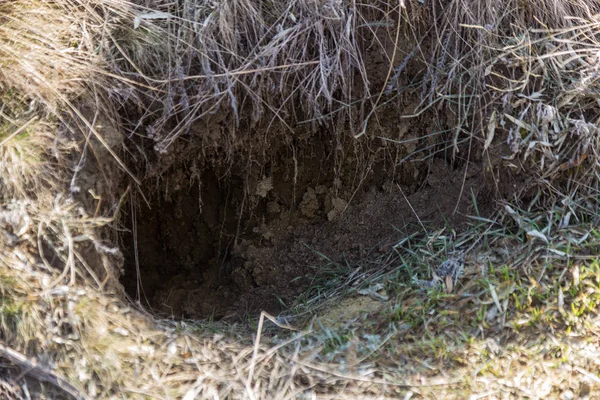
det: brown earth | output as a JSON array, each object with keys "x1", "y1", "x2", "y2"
[{"x1": 119, "y1": 130, "x2": 497, "y2": 320}]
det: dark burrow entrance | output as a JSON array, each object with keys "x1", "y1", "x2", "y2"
[
  {"x1": 119, "y1": 137, "x2": 495, "y2": 321},
  {"x1": 120, "y1": 170, "x2": 253, "y2": 320}
]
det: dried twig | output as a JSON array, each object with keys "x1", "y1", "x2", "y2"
[{"x1": 0, "y1": 341, "x2": 88, "y2": 400}]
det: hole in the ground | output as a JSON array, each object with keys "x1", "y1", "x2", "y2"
[
  {"x1": 118, "y1": 96, "x2": 498, "y2": 321},
  {"x1": 119, "y1": 150, "x2": 492, "y2": 321}
]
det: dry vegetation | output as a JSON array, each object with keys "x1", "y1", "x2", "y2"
[{"x1": 2, "y1": 0, "x2": 600, "y2": 398}]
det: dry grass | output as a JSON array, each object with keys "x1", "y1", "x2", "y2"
[
  {"x1": 3, "y1": 0, "x2": 600, "y2": 399},
  {"x1": 93, "y1": 0, "x2": 374, "y2": 153}
]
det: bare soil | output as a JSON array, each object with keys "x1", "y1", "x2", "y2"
[{"x1": 120, "y1": 124, "x2": 495, "y2": 320}]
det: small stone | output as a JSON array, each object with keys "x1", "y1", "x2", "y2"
[
  {"x1": 327, "y1": 197, "x2": 347, "y2": 221},
  {"x1": 266, "y1": 201, "x2": 281, "y2": 214},
  {"x1": 255, "y1": 177, "x2": 273, "y2": 198},
  {"x1": 299, "y1": 188, "x2": 319, "y2": 218}
]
